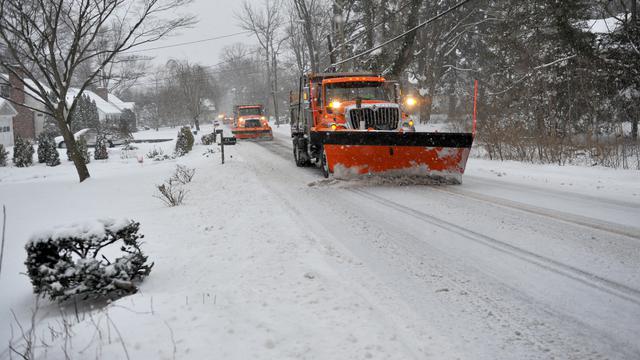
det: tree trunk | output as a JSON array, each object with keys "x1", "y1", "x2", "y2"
[
  {"x1": 56, "y1": 110, "x2": 90, "y2": 182},
  {"x1": 272, "y1": 53, "x2": 280, "y2": 127},
  {"x1": 194, "y1": 117, "x2": 200, "y2": 131},
  {"x1": 388, "y1": 0, "x2": 423, "y2": 78}
]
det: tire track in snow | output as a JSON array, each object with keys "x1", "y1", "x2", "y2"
[
  {"x1": 348, "y1": 188, "x2": 640, "y2": 307},
  {"x1": 429, "y1": 186, "x2": 640, "y2": 241}
]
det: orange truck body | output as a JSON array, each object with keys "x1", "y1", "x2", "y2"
[
  {"x1": 231, "y1": 105, "x2": 273, "y2": 140},
  {"x1": 289, "y1": 73, "x2": 474, "y2": 182}
]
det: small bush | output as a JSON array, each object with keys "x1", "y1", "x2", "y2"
[
  {"x1": 47, "y1": 148, "x2": 61, "y2": 167},
  {"x1": 94, "y1": 134, "x2": 109, "y2": 160},
  {"x1": 122, "y1": 139, "x2": 138, "y2": 151},
  {"x1": 37, "y1": 132, "x2": 60, "y2": 166},
  {"x1": 13, "y1": 137, "x2": 34, "y2": 167},
  {"x1": 37, "y1": 133, "x2": 51, "y2": 163},
  {"x1": 25, "y1": 219, "x2": 154, "y2": 301},
  {"x1": 154, "y1": 181, "x2": 186, "y2": 206},
  {"x1": 170, "y1": 165, "x2": 195, "y2": 184},
  {"x1": 146, "y1": 147, "x2": 174, "y2": 161},
  {"x1": 0, "y1": 144, "x2": 8, "y2": 167},
  {"x1": 175, "y1": 126, "x2": 194, "y2": 156},
  {"x1": 201, "y1": 133, "x2": 216, "y2": 145}
]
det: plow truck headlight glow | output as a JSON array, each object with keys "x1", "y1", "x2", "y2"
[
  {"x1": 405, "y1": 97, "x2": 417, "y2": 107},
  {"x1": 329, "y1": 100, "x2": 341, "y2": 109}
]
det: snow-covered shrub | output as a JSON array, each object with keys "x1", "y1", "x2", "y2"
[
  {"x1": 37, "y1": 132, "x2": 51, "y2": 163},
  {"x1": 121, "y1": 139, "x2": 138, "y2": 151},
  {"x1": 47, "y1": 147, "x2": 61, "y2": 167},
  {"x1": 25, "y1": 219, "x2": 153, "y2": 301},
  {"x1": 0, "y1": 144, "x2": 8, "y2": 167},
  {"x1": 13, "y1": 137, "x2": 34, "y2": 167},
  {"x1": 37, "y1": 132, "x2": 60, "y2": 166},
  {"x1": 170, "y1": 165, "x2": 195, "y2": 184},
  {"x1": 201, "y1": 133, "x2": 216, "y2": 145},
  {"x1": 146, "y1": 147, "x2": 173, "y2": 161},
  {"x1": 175, "y1": 126, "x2": 194, "y2": 156},
  {"x1": 94, "y1": 134, "x2": 109, "y2": 160}
]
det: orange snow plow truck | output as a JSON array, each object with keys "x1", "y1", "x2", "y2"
[
  {"x1": 289, "y1": 73, "x2": 476, "y2": 183},
  {"x1": 231, "y1": 104, "x2": 273, "y2": 140}
]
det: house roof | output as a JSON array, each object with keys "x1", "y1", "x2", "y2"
[
  {"x1": 2, "y1": 73, "x2": 126, "y2": 116},
  {"x1": 108, "y1": 93, "x2": 135, "y2": 111},
  {"x1": 66, "y1": 88, "x2": 121, "y2": 115},
  {"x1": 0, "y1": 98, "x2": 18, "y2": 117}
]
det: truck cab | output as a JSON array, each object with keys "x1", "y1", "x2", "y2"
[
  {"x1": 232, "y1": 104, "x2": 273, "y2": 140},
  {"x1": 290, "y1": 72, "x2": 474, "y2": 182}
]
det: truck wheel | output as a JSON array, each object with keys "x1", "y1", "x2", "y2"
[
  {"x1": 293, "y1": 138, "x2": 309, "y2": 167},
  {"x1": 320, "y1": 148, "x2": 330, "y2": 178},
  {"x1": 293, "y1": 146, "x2": 303, "y2": 167}
]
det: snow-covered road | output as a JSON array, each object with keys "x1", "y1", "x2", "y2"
[
  {"x1": 1, "y1": 125, "x2": 639, "y2": 359},
  {"x1": 242, "y1": 129, "x2": 640, "y2": 359}
]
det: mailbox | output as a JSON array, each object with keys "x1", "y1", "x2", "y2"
[{"x1": 221, "y1": 137, "x2": 237, "y2": 146}]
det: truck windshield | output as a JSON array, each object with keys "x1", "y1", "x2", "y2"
[
  {"x1": 238, "y1": 107, "x2": 262, "y2": 116},
  {"x1": 325, "y1": 82, "x2": 391, "y2": 103}
]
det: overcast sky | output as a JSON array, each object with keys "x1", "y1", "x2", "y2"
[{"x1": 134, "y1": 0, "x2": 258, "y2": 68}]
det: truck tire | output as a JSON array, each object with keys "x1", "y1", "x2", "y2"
[
  {"x1": 293, "y1": 138, "x2": 310, "y2": 167},
  {"x1": 320, "y1": 147, "x2": 330, "y2": 178}
]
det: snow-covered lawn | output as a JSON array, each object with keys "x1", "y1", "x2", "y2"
[
  {"x1": 1, "y1": 123, "x2": 639, "y2": 359},
  {"x1": 0, "y1": 125, "x2": 423, "y2": 359}
]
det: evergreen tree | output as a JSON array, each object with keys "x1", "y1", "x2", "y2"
[
  {"x1": 70, "y1": 94, "x2": 101, "y2": 132},
  {"x1": 46, "y1": 144, "x2": 60, "y2": 167},
  {"x1": 12, "y1": 136, "x2": 34, "y2": 167},
  {"x1": 175, "y1": 126, "x2": 194, "y2": 156},
  {"x1": 0, "y1": 144, "x2": 8, "y2": 167},
  {"x1": 37, "y1": 132, "x2": 53, "y2": 163},
  {"x1": 94, "y1": 134, "x2": 109, "y2": 160}
]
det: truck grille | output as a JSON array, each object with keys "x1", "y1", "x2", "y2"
[{"x1": 349, "y1": 106, "x2": 400, "y2": 130}]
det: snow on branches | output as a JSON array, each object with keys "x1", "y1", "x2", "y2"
[{"x1": 25, "y1": 219, "x2": 153, "y2": 301}]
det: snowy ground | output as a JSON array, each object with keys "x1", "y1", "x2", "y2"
[{"x1": 1, "y1": 123, "x2": 639, "y2": 359}]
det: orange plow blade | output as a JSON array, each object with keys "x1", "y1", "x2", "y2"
[
  {"x1": 231, "y1": 128, "x2": 273, "y2": 140},
  {"x1": 313, "y1": 131, "x2": 473, "y2": 183}
]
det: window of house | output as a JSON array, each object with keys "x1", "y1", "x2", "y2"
[{"x1": 0, "y1": 85, "x2": 9, "y2": 98}]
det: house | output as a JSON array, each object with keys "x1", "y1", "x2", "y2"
[
  {"x1": 66, "y1": 87, "x2": 122, "y2": 123},
  {"x1": 0, "y1": 71, "x2": 136, "y2": 141},
  {"x1": 0, "y1": 98, "x2": 17, "y2": 147}
]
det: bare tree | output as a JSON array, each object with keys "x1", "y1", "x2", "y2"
[
  {"x1": 167, "y1": 60, "x2": 215, "y2": 131},
  {"x1": 291, "y1": 0, "x2": 322, "y2": 72},
  {"x1": 236, "y1": 0, "x2": 286, "y2": 122},
  {"x1": 0, "y1": 0, "x2": 194, "y2": 182}
]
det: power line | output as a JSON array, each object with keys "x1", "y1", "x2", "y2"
[
  {"x1": 332, "y1": 0, "x2": 476, "y2": 67},
  {"x1": 125, "y1": 31, "x2": 252, "y2": 53}
]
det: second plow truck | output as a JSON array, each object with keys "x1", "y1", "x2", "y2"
[
  {"x1": 289, "y1": 72, "x2": 476, "y2": 182},
  {"x1": 231, "y1": 104, "x2": 273, "y2": 140}
]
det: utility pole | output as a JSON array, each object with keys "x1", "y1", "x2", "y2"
[
  {"x1": 327, "y1": 35, "x2": 337, "y2": 71},
  {"x1": 332, "y1": 0, "x2": 348, "y2": 71}
]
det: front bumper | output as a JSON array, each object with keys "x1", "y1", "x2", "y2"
[{"x1": 231, "y1": 128, "x2": 273, "y2": 140}]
